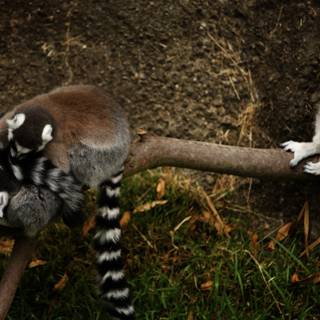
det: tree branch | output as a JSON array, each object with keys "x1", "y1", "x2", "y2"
[
  {"x1": 0, "y1": 237, "x2": 36, "y2": 320},
  {"x1": 125, "y1": 134, "x2": 318, "y2": 181}
]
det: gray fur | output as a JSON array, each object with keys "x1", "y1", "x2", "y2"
[
  {"x1": 70, "y1": 119, "x2": 130, "y2": 186},
  {"x1": 0, "y1": 185, "x2": 60, "y2": 237}
]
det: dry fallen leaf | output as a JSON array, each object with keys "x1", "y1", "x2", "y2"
[
  {"x1": 0, "y1": 239, "x2": 14, "y2": 255},
  {"x1": 267, "y1": 222, "x2": 293, "y2": 251},
  {"x1": 29, "y1": 259, "x2": 47, "y2": 268},
  {"x1": 291, "y1": 272, "x2": 320, "y2": 286},
  {"x1": 120, "y1": 211, "x2": 131, "y2": 227},
  {"x1": 249, "y1": 232, "x2": 260, "y2": 254},
  {"x1": 53, "y1": 273, "x2": 69, "y2": 291},
  {"x1": 156, "y1": 177, "x2": 166, "y2": 199},
  {"x1": 137, "y1": 128, "x2": 147, "y2": 135},
  {"x1": 82, "y1": 215, "x2": 96, "y2": 238},
  {"x1": 291, "y1": 273, "x2": 300, "y2": 283},
  {"x1": 267, "y1": 240, "x2": 276, "y2": 251},
  {"x1": 275, "y1": 222, "x2": 294, "y2": 241},
  {"x1": 133, "y1": 200, "x2": 168, "y2": 213},
  {"x1": 200, "y1": 280, "x2": 213, "y2": 291}
]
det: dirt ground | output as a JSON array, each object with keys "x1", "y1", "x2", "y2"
[{"x1": 0, "y1": 0, "x2": 320, "y2": 227}]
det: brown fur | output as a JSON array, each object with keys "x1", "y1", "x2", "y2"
[{"x1": 0, "y1": 85, "x2": 127, "y2": 171}]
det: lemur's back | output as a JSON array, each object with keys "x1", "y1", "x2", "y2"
[
  {"x1": 17, "y1": 85, "x2": 129, "y2": 148},
  {"x1": 1, "y1": 85, "x2": 131, "y2": 185}
]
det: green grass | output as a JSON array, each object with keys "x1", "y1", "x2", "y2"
[{"x1": 2, "y1": 170, "x2": 320, "y2": 320}]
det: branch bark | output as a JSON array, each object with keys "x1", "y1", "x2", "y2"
[
  {"x1": 125, "y1": 134, "x2": 318, "y2": 181},
  {"x1": 0, "y1": 237, "x2": 36, "y2": 320}
]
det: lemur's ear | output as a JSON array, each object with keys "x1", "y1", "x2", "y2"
[
  {"x1": 41, "y1": 124, "x2": 53, "y2": 144},
  {"x1": 37, "y1": 124, "x2": 53, "y2": 151},
  {"x1": 6, "y1": 113, "x2": 26, "y2": 130}
]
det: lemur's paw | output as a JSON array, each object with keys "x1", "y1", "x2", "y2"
[
  {"x1": 304, "y1": 162, "x2": 320, "y2": 175},
  {"x1": 281, "y1": 140, "x2": 310, "y2": 167}
]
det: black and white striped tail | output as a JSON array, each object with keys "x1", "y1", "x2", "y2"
[
  {"x1": 94, "y1": 168, "x2": 134, "y2": 320},
  {"x1": 10, "y1": 154, "x2": 84, "y2": 227}
]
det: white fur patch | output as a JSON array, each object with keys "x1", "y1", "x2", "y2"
[
  {"x1": 101, "y1": 270, "x2": 125, "y2": 283},
  {"x1": 12, "y1": 164, "x2": 23, "y2": 181},
  {"x1": 94, "y1": 228, "x2": 121, "y2": 243},
  {"x1": 97, "y1": 250, "x2": 122, "y2": 263},
  {"x1": 111, "y1": 173, "x2": 123, "y2": 184},
  {"x1": 106, "y1": 187, "x2": 120, "y2": 197},
  {"x1": 15, "y1": 142, "x2": 32, "y2": 155},
  {"x1": 0, "y1": 192, "x2": 9, "y2": 218},
  {"x1": 7, "y1": 129, "x2": 13, "y2": 141},
  {"x1": 40, "y1": 124, "x2": 53, "y2": 146},
  {"x1": 304, "y1": 161, "x2": 320, "y2": 175},
  {"x1": 99, "y1": 207, "x2": 120, "y2": 219},
  {"x1": 36, "y1": 124, "x2": 53, "y2": 152},
  {"x1": 6, "y1": 113, "x2": 25, "y2": 130},
  {"x1": 116, "y1": 306, "x2": 134, "y2": 316},
  {"x1": 281, "y1": 140, "x2": 320, "y2": 167},
  {"x1": 104, "y1": 288, "x2": 129, "y2": 300},
  {"x1": 10, "y1": 148, "x2": 16, "y2": 157},
  {"x1": 45, "y1": 177, "x2": 60, "y2": 192}
]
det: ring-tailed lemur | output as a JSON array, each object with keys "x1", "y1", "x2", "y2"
[
  {"x1": 0, "y1": 109, "x2": 85, "y2": 227},
  {"x1": 0, "y1": 85, "x2": 133, "y2": 319},
  {"x1": 282, "y1": 104, "x2": 320, "y2": 174}
]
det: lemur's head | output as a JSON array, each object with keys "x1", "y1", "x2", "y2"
[{"x1": 6, "y1": 106, "x2": 55, "y2": 157}]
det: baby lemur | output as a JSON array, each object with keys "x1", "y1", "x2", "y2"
[
  {"x1": 282, "y1": 105, "x2": 320, "y2": 174},
  {"x1": 0, "y1": 85, "x2": 133, "y2": 320},
  {"x1": 0, "y1": 107, "x2": 84, "y2": 227}
]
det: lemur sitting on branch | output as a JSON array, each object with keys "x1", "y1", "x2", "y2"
[
  {"x1": 0, "y1": 85, "x2": 133, "y2": 320},
  {"x1": 282, "y1": 105, "x2": 320, "y2": 174}
]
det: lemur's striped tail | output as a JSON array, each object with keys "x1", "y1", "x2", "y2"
[
  {"x1": 94, "y1": 169, "x2": 134, "y2": 320},
  {"x1": 31, "y1": 157, "x2": 84, "y2": 226}
]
